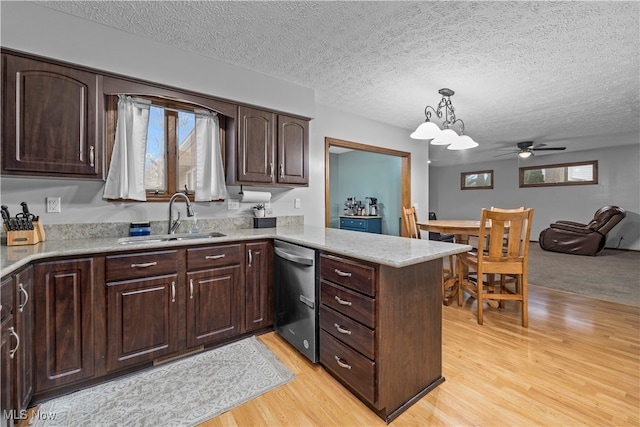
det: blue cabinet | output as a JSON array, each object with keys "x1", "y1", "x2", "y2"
[{"x1": 339, "y1": 216, "x2": 382, "y2": 234}]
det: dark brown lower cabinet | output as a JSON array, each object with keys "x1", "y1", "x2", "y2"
[
  {"x1": 106, "y1": 274, "x2": 180, "y2": 372},
  {"x1": 8, "y1": 239, "x2": 276, "y2": 409},
  {"x1": 245, "y1": 241, "x2": 273, "y2": 332},
  {"x1": 14, "y1": 266, "x2": 34, "y2": 413},
  {"x1": 319, "y1": 253, "x2": 444, "y2": 423},
  {"x1": 186, "y1": 265, "x2": 241, "y2": 348},
  {"x1": 1, "y1": 277, "x2": 15, "y2": 427},
  {"x1": 33, "y1": 258, "x2": 95, "y2": 394}
]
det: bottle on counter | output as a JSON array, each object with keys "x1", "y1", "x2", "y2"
[{"x1": 189, "y1": 213, "x2": 200, "y2": 234}]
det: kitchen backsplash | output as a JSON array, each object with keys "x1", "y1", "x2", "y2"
[{"x1": 2, "y1": 215, "x2": 303, "y2": 242}]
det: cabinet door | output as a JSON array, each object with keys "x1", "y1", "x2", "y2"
[
  {"x1": 1, "y1": 277, "x2": 15, "y2": 427},
  {"x1": 237, "y1": 106, "x2": 275, "y2": 183},
  {"x1": 106, "y1": 274, "x2": 180, "y2": 372},
  {"x1": 277, "y1": 115, "x2": 309, "y2": 185},
  {"x1": 245, "y1": 241, "x2": 273, "y2": 332},
  {"x1": 13, "y1": 267, "x2": 33, "y2": 412},
  {"x1": 2, "y1": 54, "x2": 101, "y2": 178},
  {"x1": 186, "y1": 265, "x2": 241, "y2": 348},
  {"x1": 33, "y1": 259, "x2": 95, "y2": 393},
  {"x1": 1, "y1": 317, "x2": 15, "y2": 427}
]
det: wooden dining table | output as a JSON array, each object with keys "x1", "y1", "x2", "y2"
[{"x1": 416, "y1": 219, "x2": 491, "y2": 305}]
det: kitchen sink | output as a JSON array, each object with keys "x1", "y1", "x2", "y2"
[{"x1": 118, "y1": 232, "x2": 226, "y2": 245}]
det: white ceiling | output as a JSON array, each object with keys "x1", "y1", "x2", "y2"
[{"x1": 36, "y1": 1, "x2": 640, "y2": 166}]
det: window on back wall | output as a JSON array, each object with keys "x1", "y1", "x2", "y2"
[
  {"x1": 519, "y1": 160, "x2": 598, "y2": 188},
  {"x1": 105, "y1": 95, "x2": 226, "y2": 202}
]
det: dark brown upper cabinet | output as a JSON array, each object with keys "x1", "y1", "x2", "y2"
[
  {"x1": 236, "y1": 106, "x2": 276, "y2": 184},
  {"x1": 2, "y1": 53, "x2": 103, "y2": 178},
  {"x1": 278, "y1": 115, "x2": 309, "y2": 185},
  {"x1": 228, "y1": 105, "x2": 309, "y2": 187}
]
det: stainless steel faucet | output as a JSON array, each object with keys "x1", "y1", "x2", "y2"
[{"x1": 168, "y1": 192, "x2": 195, "y2": 234}]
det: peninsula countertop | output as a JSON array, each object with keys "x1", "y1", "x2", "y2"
[{"x1": 1, "y1": 225, "x2": 471, "y2": 277}]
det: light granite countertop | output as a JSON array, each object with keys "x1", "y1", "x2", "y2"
[{"x1": 1, "y1": 225, "x2": 470, "y2": 277}]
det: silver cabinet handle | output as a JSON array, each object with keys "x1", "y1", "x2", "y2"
[
  {"x1": 171, "y1": 281, "x2": 176, "y2": 303},
  {"x1": 205, "y1": 254, "x2": 225, "y2": 260},
  {"x1": 334, "y1": 295, "x2": 352, "y2": 306},
  {"x1": 269, "y1": 162, "x2": 274, "y2": 178},
  {"x1": 131, "y1": 262, "x2": 157, "y2": 268},
  {"x1": 248, "y1": 249, "x2": 253, "y2": 267},
  {"x1": 189, "y1": 279, "x2": 194, "y2": 300},
  {"x1": 89, "y1": 146, "x2": 95, "y2": 167},
  {"x1": 18, "y1": 283, "x2": 28, "y2": 313},
  {"x1": 280, "y1": 163, "x2": 284, "y2": 178},
  {"x1": 334, "y1": 269, "x2": 352, "y2": 277},
  {"x1": 9, "y1": 327, "x2": 20, "y2": 359},
  {"x1": 334, "y1": 355, "x2": 352, "y2": 370},
  {"x1": 334, "y1": 323, "x2": 352, "y2": 335}
]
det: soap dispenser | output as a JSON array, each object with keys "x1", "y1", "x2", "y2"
[{"x1": 189, "y1": 213, "x2": 199, "y2": 234}]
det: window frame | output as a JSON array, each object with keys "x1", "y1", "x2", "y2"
[
  {"x1": 519, "y1": 160, "x2": 598, "y2": 188},
  {"x1": 460, "y1": 169, "x2": 494, "y2": 190},
  {"x1": 105, "y1": 95, "x2": 228, "y2": 202}
]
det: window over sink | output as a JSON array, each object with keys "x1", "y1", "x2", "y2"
[{"x1": 105, "y1": 95, "x2": 227, "y2": 202}]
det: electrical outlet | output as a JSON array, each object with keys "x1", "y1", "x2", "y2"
[
  {"x1": 294, "y1": 198, "x2": 301, "y2": 209},
  {"x1": 227, "y1": 199, "x2": 240, "y2": 210},
  {"x1": 46, "y1": 197, "x2": 61, "y2": 213}
]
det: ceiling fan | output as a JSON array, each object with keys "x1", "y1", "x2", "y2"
[{"x1": 495, "y1": 141, "x2": 567, "y2": 158}]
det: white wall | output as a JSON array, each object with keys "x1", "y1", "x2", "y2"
[
  {"x1": 307, "y1": 105, "x2": 430, "y2": 227},
  {"x1": 430, "y1": 143, "x2": 640, "y2": 250},
  {"x1": 0, "y1": 2, "x2": 430, "y2": 229}
]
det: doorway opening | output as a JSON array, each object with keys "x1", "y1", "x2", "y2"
[{"x1": 324, "y1": 137, "x2": 411, "y2": 236}]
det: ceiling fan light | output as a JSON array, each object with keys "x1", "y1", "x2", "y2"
[
  {"x1": 431, "y1": 128, "x2": 459, "y2": 145},
  {"x1": 518, "y1": 150, "x2": 533, "y2": 158},
  {"x1": 410, "y1": 121, "x2": 441, "y2": 140},
  {"x1": 447, "y1": 134, "x2": 479, "y2": 150}
]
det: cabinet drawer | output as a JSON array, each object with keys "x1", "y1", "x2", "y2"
[
  {"x1": 106, "y1": 250, "x2": 178, "y2": 281},
  {"x1": 320, "y1": 305, "x2": 375, "y2": 360},
  {"x1": 320, "y1": 280, "x2": 375, "y2": 329},
  {"x1": 340, "y1": 218, "x2": 365, "y2": 230},
  {"x1": 320, "y1": 330, "x2": 375, "y2": 404},
  {"x1": 187, "y1": 244, "x2": 242, "y2": 271},
  {"x1": 320, "y1": 254, "x2": 375, "y2": 297}
]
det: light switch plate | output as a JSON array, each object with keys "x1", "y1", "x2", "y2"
[{"x1": 294, "y1": 198, "x2": 301, "y2": 209}]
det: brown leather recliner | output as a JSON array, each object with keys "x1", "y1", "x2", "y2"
[{"x1": 539, "y1": 206, "x2": 626, "y2": 256}]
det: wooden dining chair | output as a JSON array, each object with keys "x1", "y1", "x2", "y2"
[
  {"x1": 489, "y1": 206, "x2": 526, "y2": 288},
  {"x1": 402, "y1": 206, "x2": 455, "y2": 304},
  {"x1": 457, "y1": 207, "x2": 534, "y2": 326},
  {"x1": 402, "y1": 206, "x2": 420, "y2": 239}
]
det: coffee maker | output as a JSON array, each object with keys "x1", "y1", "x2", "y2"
[{"x1": 368, "y1": 197, "x2": 378, "y2": 216}]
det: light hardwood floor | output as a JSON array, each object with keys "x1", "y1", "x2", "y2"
[{"x1": 202, "y1": 285, "x2": 640, "y2": 426}]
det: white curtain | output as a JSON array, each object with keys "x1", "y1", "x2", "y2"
[
  {"x1": 103, "y1": 95, "x2": 150, "y2": 201},
  {"x1": 194, "y1": 112, "x2": 227, "y2": 201}
]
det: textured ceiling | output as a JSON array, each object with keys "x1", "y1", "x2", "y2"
[{"x1": 36, "y1": 1, "x2": 640, "y2": 166}]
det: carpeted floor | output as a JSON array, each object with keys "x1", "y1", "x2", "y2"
[
  {"x1": 31, "y1": 336, "x2": 294, "y2": 427},
  {"x1": 527, "y1": 244, "x2": 640, "y2": 306}
]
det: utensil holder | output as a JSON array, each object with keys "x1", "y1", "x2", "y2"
[{"x1": 4, "y1": 220, "x2": 46, "y2": 246}]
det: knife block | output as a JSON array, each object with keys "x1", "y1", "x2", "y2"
[{"x1": 3, "y1": 220, "x2": 46, "y2": 246}]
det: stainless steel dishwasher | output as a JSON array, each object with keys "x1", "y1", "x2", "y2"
[{"x1": 274, "y1": 240, "x2": 319, "y2": 363}]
